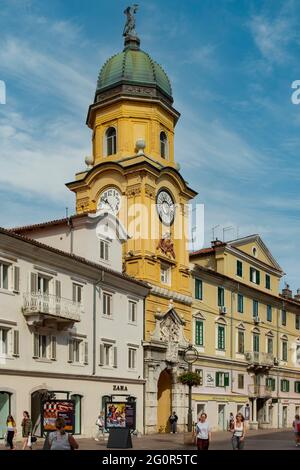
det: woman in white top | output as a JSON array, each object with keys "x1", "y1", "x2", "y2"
[
  {"x1": 195, "y1": 413, "x2": 211, "y2": 451},
  {"x1": 231, "y1": 413, "x2": 246, "y2": 450}
]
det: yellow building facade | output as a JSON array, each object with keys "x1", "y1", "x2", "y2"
[
  {"x1": 66, "y1": 33, "x2": 197, "y2": 432},
  {"x1": 190, "y1": 235, "x2": 300, "y2": 430}
]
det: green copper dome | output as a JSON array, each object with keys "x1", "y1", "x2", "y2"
[{"x1": 96, "y1": 47, "x2": 172, "y2": 99}]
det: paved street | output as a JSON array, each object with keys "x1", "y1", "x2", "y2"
[{"x1": 2, "y1": 428, "x2": 299, "y2": 451}]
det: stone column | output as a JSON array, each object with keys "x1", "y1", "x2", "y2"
[
  {"x1": 265, "y1": 402, "x2": 269, "y2": 423},
  {"x1": 144, "y1": 363, "x2": 159, "y2": 434},
  {"x1": 253, "y1": 398, "x2": 257, "y2": 422},
  {"x1": 171, "y1": 365, "x2": 187, "y2": 433}
]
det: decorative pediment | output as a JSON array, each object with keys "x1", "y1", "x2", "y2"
[
  {"x1": 252, "y1": 326, "x2": 260, "y2": 334},
  {"x1": 266, "y1": 330, "x2": 274, "y2": 337},
  {"x1": 193, "y1": 311, "x2": 206, "y2": 320},
  {"x1": 236, "y1": 322, "x2": 245, "y2": 330},
  {"x1": 215, "y1": 316, "x2": 227, "y2": 325},
  {"x1": 150, "y1": 304, "x2": 189, "y2": 363}
]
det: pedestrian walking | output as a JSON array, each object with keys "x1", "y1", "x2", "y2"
[
  {"x1": 21, "y1": 411, "x2": 32, "y2": 450},
  {"x1": 228, "y1": 412, "x2": 234, "y2": 431},
  {"x1": 6, "y1": 415, "x2": 17, "y2": 450},
  {"x1": 231, "y1": 412, "x2": 246, "y2": 450},
  {"x1": 95, "y1": 411, "x2": 105, "y2": 441},
  {"x1": 292, "y1": 414, "x2": 300, "y2": 447},
  {"x1": 169, "y1": 411, "x2": 178, "y2": 433},
  {"x1": 195, "y1": 413, "x2": 211, "y2": 451},
  {"x1": 48, "y1": 417, "x2": 79, "y2": 450}
]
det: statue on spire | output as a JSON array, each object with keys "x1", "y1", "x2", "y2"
[{"x1": 123, "y1": 4, "x2": 139, "y2": 38}]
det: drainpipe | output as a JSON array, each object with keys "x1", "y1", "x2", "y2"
[{"x1": 93, "y1": 272, "x2": 104, "y2": 375}]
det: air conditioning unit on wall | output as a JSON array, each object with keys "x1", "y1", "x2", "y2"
[{"x1": 219, "y1": 306, "x2": 227, "y2": 314}]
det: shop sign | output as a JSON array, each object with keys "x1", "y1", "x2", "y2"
[
  {"x1": 205, "y1": 371, "x2": 215, "y2": 387},
  {"x1": 113, "y1": 385, "x2": 128, "y2": 391}
]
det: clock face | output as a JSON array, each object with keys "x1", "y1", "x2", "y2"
[
  {"x1": 97, "y1": 188, "x2": 122, "y2": 215},
  {"x1": 156, "y1": 189, "x2": 175, "y2": 226}
]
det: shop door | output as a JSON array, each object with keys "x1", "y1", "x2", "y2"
[
  {"x1": 218, "y1": 404, "x2": 226, "y2": 430},
  {"x1": 282, "y1": 406, "x2": 288, "y2": 427},
  {"x1": 0, "y1": 392, "x2": 11, "y2": 439}
]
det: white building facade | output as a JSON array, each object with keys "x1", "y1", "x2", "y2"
[{"x1": 0, "y1": 224, "x2": 149, "y2": 439}]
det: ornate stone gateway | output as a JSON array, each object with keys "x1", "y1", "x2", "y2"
[{"x1": 144, "y1": 305, "x2": 189, "y2": 433}]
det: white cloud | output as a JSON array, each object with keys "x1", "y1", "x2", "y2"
[{"x1": 249, "y1": 12, "x2": 296, "y2": 65}]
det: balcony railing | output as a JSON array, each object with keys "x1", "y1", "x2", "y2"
[
  {"x1": 248, "y1": 384, "x2": 272, "y2": 398},
  {"x1": 23, "y1": 293, "x2": 81, "y2": 322},
  {"x1": 245, "y1": 351, "x2": 274, "y2": 367}
]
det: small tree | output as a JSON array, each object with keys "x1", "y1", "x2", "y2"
[{"x1": 178, "y1": 371, "x2": 201, "y2": 387}]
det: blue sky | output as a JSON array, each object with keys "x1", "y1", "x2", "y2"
[{"x1": 0, "y1": 0, "x2": 300, "y2": 290}]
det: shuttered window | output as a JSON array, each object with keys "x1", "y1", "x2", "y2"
[
  {"x1": 281, "y1": 310, "x2": 287, "y2": 326},
  {"x1": 13, "y1": 330, "x2": 19, "y2": 356},
  {"x1": 84, "y1": 342, "x2": 88, "y2": 365},
  {"x1": 13, "y1": 266, "x2": 20, "y2": 292},
  {"x1": 216, "y1": 372, "x2": 229, "y2": 387},
  {"x1": 51, "y1": 336, "x2": 56, "y2": 361},
  {"x1": 282, "y1": 341, "x2": 288, "y2": 361},
  {"x1": 238, "y1": 330, "x2": 244, "y2": 354},
  {"x1": 195, "y1": 320, "x2": 204, "y2": 346},
  {"x1": 128, "y1": 348, "x2": 137, "y2": 369},
  {"x1": 217, "y1": 325, "x2": 225, "y2": 350},
  {"x1": 218, "y1": 287, "x2": 225, "y2": 307},
  {"x1": 195, "y1": 279, "x2": 203, "y2": 300},
  {"x1": 267, "y1": 305, "x2": 272, "y2": 322},
  {"x1": 267, "y1": 337, "x2": 273, "y2": 354},
  {"x1": 237, "y1": 294, "x2": 244, "y2": 313},
  {"x1": 236, "y1": 260, "x2": 243, "y2": 277},
  {"x1": 253, "y1": 334, "x2": 260, "y2": 353},
  {"x1": 281, "y1": 379, "x2": 289, "y2": 392}
]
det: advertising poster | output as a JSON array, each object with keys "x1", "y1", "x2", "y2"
[
  {"x1": 105, "y1": 402, "x2": 136, "y2": 429},
  {"x1": 42, "y1": 400, "x2": 75, "y2": 433}
]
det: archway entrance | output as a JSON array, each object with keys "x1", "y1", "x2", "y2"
[{"x1": 157, "y1": 369, "x2": 172, "y2": 433}]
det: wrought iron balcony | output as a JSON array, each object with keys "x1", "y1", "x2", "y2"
[
  {"x1": 245, "y1": 351, "x2": 274, "y2": 367},
  {"x1": 23, "y1": 293, "x2": 81, "y2": 327},
  {"x1": 248, "y1": 384, "x2": 272, "y2": 398}
]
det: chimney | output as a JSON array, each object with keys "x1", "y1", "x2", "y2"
[
  {"x1": 282, "y1": 283, "x2": 292, "y2": 299},
  {"x1": 294, "y1": 289, "x2": 300, "y2": 302},
  {"x1": 211, "y1": 238, "x2": 224, "y2": 248}
]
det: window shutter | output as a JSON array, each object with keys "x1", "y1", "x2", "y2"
[
  {"x1": 84, "y1": 342, "x2": 88, "y2": 365},
  {"x1": 256, "y1": 270, "x2": 260, "y2": 285},
  {"x1": 105, "y1": 243, "x2": 109, "y2": 261},
  {"x1": 113, "y1": 346, "x2": 117, "y2": 368},
  {"x1": 68, "y1": 339, "x2": 73, "y2": 363},
  {"x1": 13, "y1": 330, "x2": 19, "y2": 356},
  {"x1": 99, "y1": 344, "x2": 104, "y2": 366},
  {"x1": 72, "y1": 284, "x2": 76, "y2": 302},
  {"x1": 216, "y1": 372, "x2": 220, "y2": 387},
  {"x1": 50, "y1": 336, "x2": 56, "y2": 360},
  {"x1": 13, "y1": 266, "x2": 20, "y2": 292},
  {"x1": 224, "y1": 373, "x2": 229, "y2": 387},
  {"x1": 33, "y1": 333, "x2": 39, "y2": 358},
  {"x1": 55, "y1": 280, "x2": 61, "y2": 298},
  {"x1": 31, "y1": 273, "x2": 38, "y2": 293},
  {"x1": 287, "y1": 380, "x2": 290, "y2": 393}
]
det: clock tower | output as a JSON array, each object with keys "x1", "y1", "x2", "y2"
[{"x1": 66, "y1": 8, "x2": 197, "y2": 433}]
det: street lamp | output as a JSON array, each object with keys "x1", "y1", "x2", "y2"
[{"x1": 183, "y1": 345, "x2": 199, "y2": 432}]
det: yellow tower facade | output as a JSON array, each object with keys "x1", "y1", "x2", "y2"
[{"x1": 67, "y1": 26, "x2": 197, "y2": 433}]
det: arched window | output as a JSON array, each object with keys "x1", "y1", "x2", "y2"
[
  {"x1": 105, "y1": 127, "x2": 117, "y2": 156},
  {"x1": 160, "y1": 131, "x2": 168, "y2": 159}
]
